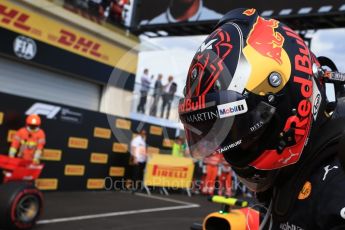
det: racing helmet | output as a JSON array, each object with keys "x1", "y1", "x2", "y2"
[
  {"x1": 26, "y1": 114, "x2": 41, "y2": 131},
  {"x1": 178, "y1": 8, "x2": 326, "y2": 192}
]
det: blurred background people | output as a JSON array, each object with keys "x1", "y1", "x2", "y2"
[
  {"x1": 171, "y1": 136, "x2": 186, "y2": 157},
  {"x1": 217, "y1": 155, "x2": 232, "y2": 197},
  {"x1": 108, "y1": 0, "x2": 129, "y2": 24},
  {"x1": 130, "y1": 129, "x2": 147, "y2": 192},
  {"x1": 201, "y1": 153, "x2": 221, "y2": 195},
  {"x1": 137, "y1": 69, "x2": 151, "y2": 114},
  {"x1": 65, "y1": 0, "x2": 130, "y2": 26},
  {"x1": 8, "y1": 114, "x2": 46, "y2": 164},
  {"x1": 161, "y1": 75, "x2": 177, "y2": 119},
  {"x1": 149, "y1": 74, "x2": 163, "y2": 116}
]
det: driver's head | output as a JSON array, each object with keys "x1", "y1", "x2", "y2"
[
  {"x1": 26, "y1": 114, "x2": 41, "y2": 132},
  {"x1": 179, "y1": 8, "x2": 326, "y2": 192}
]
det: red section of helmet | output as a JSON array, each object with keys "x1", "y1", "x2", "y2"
[
  {"x1": 187, "y1": 28, "x2": 233, "y2": 97},
  {"x1": 247, "y1": 17, "x2": 284, "y2": 65},
  {"x1": 250, "y1": 113, "x2": 312, "y2": 170},
  {"x1": 26, "y1": 114, "x2": 41, "y2": 126}
]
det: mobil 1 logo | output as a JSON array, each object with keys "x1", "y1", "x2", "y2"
[{"x1": 13, "y1": 36, "x2": 37, "y2": 60}]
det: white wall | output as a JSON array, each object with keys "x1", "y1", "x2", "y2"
[{"x1": 100, "y1": 85, "x2": 133, "y2": 117}]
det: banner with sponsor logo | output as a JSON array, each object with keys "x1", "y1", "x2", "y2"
[
  {"x1": 0, "y1": 92, "x2": 177, "y2": 191},
  {"x1": 0, "y1": 1, "x2": 137, "y2": 90},
  {"x1": 134, "y1": 0, "x2": 345, "y2": 26},
  {"x1": 36, "y1": 178, "x2": 59, "y2": 190},
  {"x1": 144, "y1": 155, "x2": 194, "y2": 188}
]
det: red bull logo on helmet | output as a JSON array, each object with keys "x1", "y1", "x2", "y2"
[
  {"x1": 247, "y1": 17, "x2": 285, "y2": 65},
  {"x1": 178, "y1": 95, "x2": 206, "y2": 113}
]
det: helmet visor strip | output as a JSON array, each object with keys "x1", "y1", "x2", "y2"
[{"x1": 179, "y1": 90, "x2": 276, "y2": 164}]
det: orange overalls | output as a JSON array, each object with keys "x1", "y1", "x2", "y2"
[
  {"x1": 218, "y1": 156, "x2": 232, "y2": 197},
  {"x1": 202, "y1": 153, "x2": 221, "y2": 195},
  {"x1": 9, "y1": 127, "x2": 46, "y2": 162}
]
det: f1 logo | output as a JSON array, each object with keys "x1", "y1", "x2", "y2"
[{"x1": 26, "y1": 103, "x2": 61, "y2": 119}]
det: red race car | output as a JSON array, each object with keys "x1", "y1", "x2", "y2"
[{"x1": 0, "y1": 155, "x2": 44, "y2": 230}]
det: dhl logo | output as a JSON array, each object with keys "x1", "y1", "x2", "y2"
[
  {"x1": 152, "y1": 165, "x2": 188, "y2": 179},
  {"x1": 57, "y1": 29, "x2": 104, "y2": 59},
  {"x1": 247, "y1": 17, "x2": 285, "y2": 65},
  {"x1": 0, "y1": 3, "x2": 30, "y2": 31}
]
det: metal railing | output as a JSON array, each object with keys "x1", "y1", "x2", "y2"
[{"x1": 130, "y1": 82, "x2": 182, "y2": 123}]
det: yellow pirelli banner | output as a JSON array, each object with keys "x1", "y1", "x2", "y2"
[
  {"x1": 87, "y1": 178, "x2": 105, "y2": 189},
  {"x1": 90, "y1": 153, "x2": 108, "y2": 164},
  {"x1": 0, "y1": 112, "x2": 3, "y2": 125},
  {"x1": 93, "y1": 127, "x2": 111, "y2": 139},
  {"x1": 149, "y1": 125, "x2": 162, "y2": 136},
  {"x1": 64, "y1": 164, "x2": 85, "y2": 176},
  {"x1": 115, "y1": 119, "x2": 131, "y2": 130},
  {"x1": 7, "y1": 129, "x2": 16, "y2": 142},
  {"x1": 0, "y1": 1, "x2": 137, "y2": 73},
  {"x1": 144, "y1": 155, "x2": 194, "y2": 189},
  {"x1": 36, "y1": 178, "x2": 58, "y2": 190},
  {"x1": 68, "y1": 137, "x2": 88, "y2": 149},
  {"x1": 41, "y1": 149, "x2": 62, "y2": 161}
]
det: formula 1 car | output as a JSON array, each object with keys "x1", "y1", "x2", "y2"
[
  {"x1": 0, "y1": 155, "x2": 44, "y2": 230},
  {"x1": 191, "y1": 196, "x2": 259, "y2": 230}
]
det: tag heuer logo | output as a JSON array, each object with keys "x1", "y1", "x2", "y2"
[{"x1": 13, "y1": 36, "x2": 37, "y2": 60}]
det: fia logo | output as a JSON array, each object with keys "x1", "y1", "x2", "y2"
[{"x1": 13, "y1": 36, "x2": 37, "y2": 60}]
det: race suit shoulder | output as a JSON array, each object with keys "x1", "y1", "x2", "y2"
[{"x1": 267, "y1": 118, "x2": 345, "y2": 230}]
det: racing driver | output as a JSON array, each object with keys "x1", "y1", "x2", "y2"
[{"x1": 179, "y1": 8, "x2": 345, "y2": 229}]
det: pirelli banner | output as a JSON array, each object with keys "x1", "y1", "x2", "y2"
[
  {"x1": 0, "y1": 92, "x2": 177, "y2": 191},
  {"x1": 144, "y1": 155, "x2": 194, "y2": 189},
  {"x1": 0, "y1": 1, "x2": 137, "y2": 90}
]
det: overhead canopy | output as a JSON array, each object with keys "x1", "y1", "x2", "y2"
[{"x1": 131, "y1": 0, "x2": 345, "y2": 37}]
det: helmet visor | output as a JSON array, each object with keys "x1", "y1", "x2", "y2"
[
  {"x1": 179, "y1": 90, "x2": 276, "y2": 166},
  {"x1": 27, "y1": 125, "x2": 39, "y2": 132}
]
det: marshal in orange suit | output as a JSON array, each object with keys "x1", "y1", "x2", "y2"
[{"x1": 9, "y1": 114, "x2": 46, "y2": 164}]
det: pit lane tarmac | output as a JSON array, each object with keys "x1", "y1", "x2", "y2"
[{"x1": 35, "y1": 191, "x2": 218, "y2": 230}]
